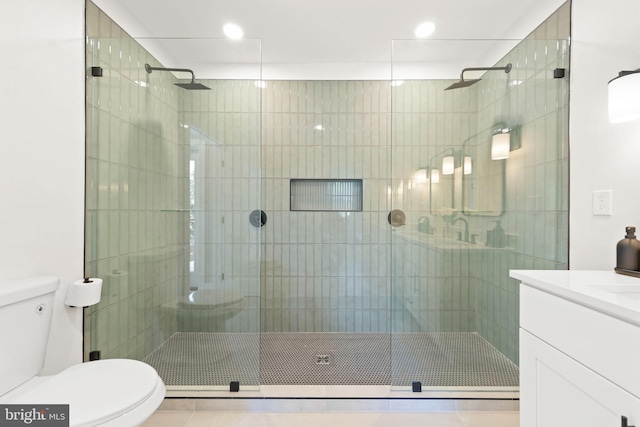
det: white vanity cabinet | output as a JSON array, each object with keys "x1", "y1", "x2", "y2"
[{"x1": 511, "y1": 271, "x2": 640, "y2": 427}]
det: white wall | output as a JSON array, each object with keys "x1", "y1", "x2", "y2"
[
  {"x1": 570, "y1": 0, "x2": 640, "y2": 269},
  {"x1": 0, "y1": 0, "x2": 85, "y2": 374}
]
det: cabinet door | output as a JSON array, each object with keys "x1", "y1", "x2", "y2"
[{"x1": 520, "y1": 329, "x2": 640, "y2": 427}]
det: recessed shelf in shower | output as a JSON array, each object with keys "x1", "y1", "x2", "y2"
[{"x1": 290, "y1": 179, "x2": 363, "y2": 212}]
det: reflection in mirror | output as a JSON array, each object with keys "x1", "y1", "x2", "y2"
[
  {"x1": 425, "y1": 126, "x2": 520, "y2": 219},
  {"x1": 428, "y1": 148, "x2": 455, "y2": 217},
  {"x1": 461, "y1": 127, "x2": 511, "y2": 216}
]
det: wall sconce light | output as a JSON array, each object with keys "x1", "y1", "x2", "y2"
[
  {"x1": 442, "y1": 156, "x2": 455, "y2": 175},
  {"x1": 414, "y1": 168, "x2": 428, "y2": 183},
  {"x1": 490, "y1": 124, "x2": 521, "y2": 160},
  {"x1": 491, "y1": 131, "x2": 511, "y2": 160},
  {"x1": 430, "y1": 168, "x2": 440, "y2": 183},
  {"x1": 463, "y1": 156, "x2": 472, "y2": 175},
  {"x1": 608, "y1": 69, "x2": 640, "y2": 123}
]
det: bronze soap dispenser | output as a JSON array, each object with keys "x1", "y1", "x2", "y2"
[{"x1": 615, "y1": 226, "x2": 640, "y2": 276}]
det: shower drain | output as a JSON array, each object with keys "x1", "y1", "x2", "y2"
[{"x1": 316, "y1": 354, "x2": 330, "y2": 365}]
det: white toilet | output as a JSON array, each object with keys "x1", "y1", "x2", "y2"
[{"x1": 0, "y1": 276, "x2": 165, "y2": 426}]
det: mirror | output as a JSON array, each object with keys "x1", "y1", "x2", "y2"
[
  {"x1": 461, "y1": 130, "x2": 506, "y2": 216},
  {"x1": 428, "y1": 149, "x2": 456, "y2": 216},
  {"x1": 427, "y1": 128, "x2": 507, "y2": 218}
]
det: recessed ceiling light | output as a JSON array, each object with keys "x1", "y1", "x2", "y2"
[
  {"x1": 223, "y1": 23, "x2": 244, "y2": 40},
  {"x1": 414, "y1": 22, "x2": 435, "y2": 39}
]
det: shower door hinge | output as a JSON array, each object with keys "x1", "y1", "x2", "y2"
[
  {"x1": 553, "y1": 68, "x2": 566, "y2": 78},
  {"x1": 221, "y1": 216, "x2": 225, "y2": 224},
  {"x1": 89, "y1": 350, "x2": 101, "y2": 361},
  {"x1": 221, "y1": 273, "x2": 225, "y2": 281},
  {"x1": 90, "y1": 66, "x2": 103, "y2": 77}
]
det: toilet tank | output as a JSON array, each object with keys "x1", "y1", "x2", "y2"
[{"x1": 0, "y1": 276, "x2": 59, "y2": 396}]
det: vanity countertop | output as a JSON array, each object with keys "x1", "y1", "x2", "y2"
[{"x1": 510, "y1": 270, "x2": 640, "y2": 326}]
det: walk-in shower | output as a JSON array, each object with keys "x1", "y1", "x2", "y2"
[{"x1": 84, "y1": 0, "x2": 570, "y2": 395}]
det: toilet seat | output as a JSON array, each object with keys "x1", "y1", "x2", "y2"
[{"x1": 2, "y1": 359, "x2": 165, "y2": 427}]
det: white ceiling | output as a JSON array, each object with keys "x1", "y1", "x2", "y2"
[{"x1": 93, "y1": 0, "x2": 567, "y2": 80}]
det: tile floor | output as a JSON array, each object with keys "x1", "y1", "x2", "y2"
[
  {"x1": 142, "y1": 410, "x2": 519, "y2": 426},
  {"x1": 144, "y1": 332, "x2": 519, "y2": 388},
  {"x1": 143, "y1": 386, "x2": 519, "y2": 426}
]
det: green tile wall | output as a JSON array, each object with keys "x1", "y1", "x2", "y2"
[{"x1": 84, "y1": 1, "x2": 184, "y2": 361}]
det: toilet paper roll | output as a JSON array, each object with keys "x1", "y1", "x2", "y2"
[{"x1": 65, "y1": 278, "x2": 103, "y2": 307}]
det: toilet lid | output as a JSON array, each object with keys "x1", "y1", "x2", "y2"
[{"x1": 8, "y1": 359, "x2": 161, "y2": 426}]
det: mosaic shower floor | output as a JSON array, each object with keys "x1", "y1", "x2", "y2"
[{"x1": 143, "y1": 332, "x2": 519, "y2": 388}]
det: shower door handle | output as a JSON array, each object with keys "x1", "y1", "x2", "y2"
[{"x1": 388, "y1": 209, "x2": 406, "y2": 227}]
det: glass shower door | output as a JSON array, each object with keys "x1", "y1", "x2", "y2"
[
  {"x1": 388, "y1": 66, "x2": 496, "y2": 389},
  {"x1": 180, "y1": 81, "x2": 263, "y2": 389},
  {"x1": 390, "y1": 17, "x2": 570, "y2": 391},
  {"x1": 162, "y1": 39, "x2": 264, "y2": 391}
]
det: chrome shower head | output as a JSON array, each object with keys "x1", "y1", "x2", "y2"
[
  {"x1": 445, "y1": 63, "x2": 512, "y2": 91},
  {"x1": 144, "y1": 63, "x2": 211, "y2": 90}
]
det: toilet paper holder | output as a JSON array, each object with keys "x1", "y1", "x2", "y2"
[{"x1": 65, "y1": 277, "x2": 103, "y2": 308}]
